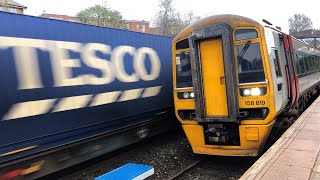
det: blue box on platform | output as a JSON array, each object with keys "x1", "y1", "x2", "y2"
[{"x1": 95, "y1": 163, "x2": 154, "y2": 180}]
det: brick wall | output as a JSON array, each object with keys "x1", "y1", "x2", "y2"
[
  {"x1": 16, "y1": 8, "x2": 23, "y2": 14},
  {"x1": 40, "y1": 13, "x2": 77, "y2": 22},
  {"x1": 126, "y1": 21, "x2": 151, "y2": 33}
]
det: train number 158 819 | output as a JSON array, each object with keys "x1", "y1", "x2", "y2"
[{"x1": 245, "y1": 100, "x2": 266, "y2": 106}]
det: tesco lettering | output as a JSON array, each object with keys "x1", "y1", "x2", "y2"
[{"x1": 0, "y1": 36, "x2": 161, "y2": 90}]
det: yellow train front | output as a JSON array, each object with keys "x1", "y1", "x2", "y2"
[{"x1": 173, "y1": 15, "x2": 278, "y2": 156}]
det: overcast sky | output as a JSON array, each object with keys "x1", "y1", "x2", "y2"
[{"x1": 16, "y1": 0, "x2": 320, "y2": 33}]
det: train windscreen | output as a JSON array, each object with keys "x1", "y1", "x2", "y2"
[
  {"x1": 236, "y1": 42, "x2": 265, "y2": 83},
  {"x1": 176, "y1": 51, "x2": 193, "y2": 88}
]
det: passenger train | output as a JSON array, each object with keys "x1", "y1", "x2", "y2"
[{"x1": 172, "y1": 15, "x2": 320, "y2": 156}]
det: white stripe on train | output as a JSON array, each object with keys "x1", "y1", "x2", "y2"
[
  {"x1": 2, "y1": 99, "x2": 56, "y2": 121},
  {"x1": 52, "y1": 94, "x2": 92, "y2": 113},
  {"x1": 2, "y1": 86, "x2": 162, "y2": 120}
]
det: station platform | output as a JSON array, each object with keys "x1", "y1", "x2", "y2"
[{"x1": 240, "y1": 97, "x2": 320, "y2": 180}]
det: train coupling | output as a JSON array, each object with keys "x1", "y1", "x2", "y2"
[{"x1": 205, "y1": 124, "x2": 229, "y2": 143}]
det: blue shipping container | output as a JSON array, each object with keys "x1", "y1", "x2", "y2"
[{"x1": 0, "y1": 11, "x2": 173, "y2": 175}]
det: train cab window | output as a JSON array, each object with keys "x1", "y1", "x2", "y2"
[
  {"x1": 176, "y1": 39, "x2": 189, "y2": 50},
  {"x1": 236, "y1": 42, "x2": 265, "y2": 83},
  {"x1": 235, "y1": 29, "x2": 258, "y2": 41},
  {"x1": 176, "y1": 51, "x2": 193, "y2": 88},
  {"x1": 272, "y1": 49, "x2": 282, "y2": 77}
]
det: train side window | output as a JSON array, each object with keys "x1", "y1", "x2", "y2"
[
  {"x1": 272, "y1": 49, "x2": 282, "y2": 77},
  {"x1": 316, "y1": 56, "x2": 319, "y2": 70},
  {"x1": 295, "y1": 54, "x2": 300, "y2": 75},
  {"x1": 309, "y1": 56, "x2": 313, "y2": 72},
  {"x1": 305, "y1": 55, "x2": 310, "y2": 73},
  {"x1": 311, "y1": 56, "x2": 314, "y2": 71},
  {"x1": 298, "y1": 55, "x2": 305, "y2": 74},
  {"x1": 310, "y1": 57, "x2": 314, "y2": 72},
  {"x1": 312, "y1": 57, "x2": 316, "y2": 71},
  {"x1": 235, "y1": 29, "x2": 258, "y2": 41}
]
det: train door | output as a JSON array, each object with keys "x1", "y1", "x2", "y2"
[
  {"x1": 199, "y1": 38, "x2": 228, "y2": 117},
  {"x1": 189, "y1": 24, "x2": 239, "y2": 123},
  {"x1": 271, "y1": 47, "x2": 285, "y2": 109},
  {"x1": 279, "y1": 34, "x2": 298, "y2": 111},
  {"x1": 265, "y1": 28, "x2": 287, "y2": 114},
  {"x1": 287, "y1": 36, "x2": 300, "y2": 106}
]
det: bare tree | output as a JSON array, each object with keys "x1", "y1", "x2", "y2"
[
  {"x1": 0, "y1": 0, "x2": 10, "y2": 12},
  {"x1": 289, "y1": 13, "x2": 313, "y2": 34},
  {"x1": 153, "y1": 0, "x2": 180, "y2": 36},
  {"x1": 153, "y1": 0, "x2": 200, "y2": 36},
  {"x1": 183, "y1": 11, "x2": 200, "y2": 25}
]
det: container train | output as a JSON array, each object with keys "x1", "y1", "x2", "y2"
[
  {"x1": 172, "y1": 14, "x2": 320, "y2": 156},
  {"x1": 0, "y1": 12, "x2": 174, "y2": 179}
]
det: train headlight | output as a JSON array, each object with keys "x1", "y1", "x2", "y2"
[
  {"x1": 243, "y1": 89, "x2": 251, "y2": 96},
  {"x1": 251, "y1": 88, "x2": 261, "y2": 96},
  {"x1": 240, "y1": 87, "x2": 266, "y2": 97},
  {"x1": 183, "y1": 92, "x2": 190, "y2": 99},
  {"x1": 177, "y1": 92, "x2": 194, "y2": 99}
]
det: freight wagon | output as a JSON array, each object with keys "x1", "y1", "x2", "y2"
[{"x1": 0, "y1": 12, "x2": 174, "y2": 179}]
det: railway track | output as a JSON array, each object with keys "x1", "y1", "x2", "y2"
[
  {"x1": 169, "y1": 157, "x2": 206, "y2": 180},
  {"x1": 169, "y1": 156, "x2": 256, "y2": 180},
  {"x1": 43, "y1": 130, "x2": 201, "y2": 180},
  {"x1": 42, "y1": 129, "x2": 256, "y2": 180}
]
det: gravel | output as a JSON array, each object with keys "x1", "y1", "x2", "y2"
[
  {"x1": 57, "y1": 128, "x2": 257, "y2": 180},
  {"x1": 179, "y1": 156, "x2": 257, "y2": 180},
  {"x1": 60, "y1": 129, "x2": 201, "y2": 180}
]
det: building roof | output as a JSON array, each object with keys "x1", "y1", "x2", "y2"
[
  {"x1": 40, "y1": 13, "x2": 76, "y2": 19},
  {"x1": 0, "y1": 0, "x2": 27, "y2": 9},
  {"x1": 125, "y1": 20, "x2": 149, "y2": 24},
  {"x1": 291, "y1": 29, "x2": 320, "y2": 38}
]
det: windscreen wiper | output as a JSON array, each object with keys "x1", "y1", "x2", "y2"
[{"x1": 238, "y1": 40, "x2": 251, "y2": 59}]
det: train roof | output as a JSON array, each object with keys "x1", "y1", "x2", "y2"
[
  {"x1": 265, "y1": 26, "x2": 320, "y2": 54},
  {"x1": 174, "y1": 14, "x2": 262, "y2": 42}
]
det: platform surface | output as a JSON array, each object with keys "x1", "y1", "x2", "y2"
[{"x1": 240, "y1": 97, "x2": 320, "y2": 180}]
